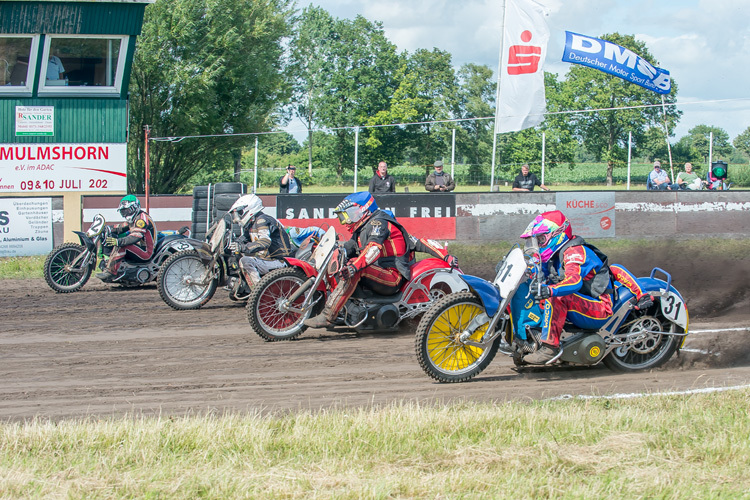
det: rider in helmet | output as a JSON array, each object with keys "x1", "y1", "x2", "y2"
[
  {"x1": 519, "y1": 210, "x2": 614, "y2": 364},
  {"x1": 227, "y1": 194, "x2": 294, "y2": 291},
  {"x1": 96, "y1": 194, "x2": 156, "y2": 282},
  {"x1": 304, "y1": 191, "x2": 459, "y2": 329}
]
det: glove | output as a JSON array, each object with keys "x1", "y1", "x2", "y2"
[
  {"x1": 632, "y1": 294, "x2": 654, "y2": 310},
  {"x1": 105, "y1": 236, "x2": 119, "y2": 247},
  {"x1": 338, "y1": 263, "x2": 358, "y2": 280},
  {"x1": 228, "y1": 242, "x2": 241, "y2": 253},
  {"x1": 531, "y1": 284, "x2": 552, "y2": 301},
  {"x1": 444, "y1": 254, "x2": 459, "y2": 269}
]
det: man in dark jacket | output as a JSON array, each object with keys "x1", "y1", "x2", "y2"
[
  {"x1": 425, "y1": 161, "x2": 455, "y2": 192},
  {"x1": 513, "y1": 164, "x2": 549, "y2": 191},
  {"x1": 279, "y1": 165, "x2": 302, "y2": 194},
  {"x1": 368, "y1": 161, "x2": 396, "y2": 193}
]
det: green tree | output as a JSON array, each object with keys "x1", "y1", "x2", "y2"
[
  {"x1": 455, "y1": 63, "x2": 495, "y2": 180},
  {"x1": 557, "y1": 33, "x2": 680, "y2": 185},
  {"x1": 734, "y1": 126, "x2": 750, "y2": 158},
  {"x1": 684, "y1": 124, "x2": 733, "y2": 163},
  {"x1": 128, "y1": 0, "x2": 293, "y2": 194}
]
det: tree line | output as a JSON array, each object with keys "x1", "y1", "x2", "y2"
[{"x1": 127, "y1": 0, "x2": 750, "y2": 194}]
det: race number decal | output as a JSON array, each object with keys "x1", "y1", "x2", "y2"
[
  {"x1": 494, "y1": 248, "x2": 527, "y2": 299},
  {"x1": 660, "y1": 291, "x2": 688, "y2": 329}
]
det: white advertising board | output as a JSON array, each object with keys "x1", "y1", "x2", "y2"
[
  {"x1": 15, "y1": 106, "x2": 55, "y2": 136},
  {"x1": 0, "y1": 198, "x2": 53, "y2": 257},
  {"x1": 0, "y1": 143, "x2": 127, "y2": 193},
  {"x1": 556, "y1": 192, "x2": 616, "y2": 238}
]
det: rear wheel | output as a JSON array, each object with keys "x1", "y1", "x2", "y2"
[
  {"x1": 157, "y1": 250, "x2": 217, "y2": 310},
  {"x1": 247, "y1": 267, "x2": 321, "y2": 341},
  {"x1": 603, "y1": 301, "x2": 683, "y2": 372},
  {"x1": 415, "y1": 291, "x2": 500, "y2": 383},
  {"x1": 43, "y1": 243, "x2": 93, "y2": 293}
]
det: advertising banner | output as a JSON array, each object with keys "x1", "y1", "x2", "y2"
[
  {"x1": 562, "y1": 31, "x2": 671, "y2": 94},
  {"x1": 0, "y1": 197, "x2": 53, "y2": 256},
  {"x1": 277, "y1": 193, "x2": 456, "y2": 240},
  {"x1": 15, "y1": 106, "x2": 54, "y2": 136},
  {"x1": 0, "y1": 143, "x2": 127, "y2": 193},
  {"x1": 556, "y1": 192, "x2": 615, "y2": 238}
]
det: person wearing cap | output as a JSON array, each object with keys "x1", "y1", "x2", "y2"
[
  {"x1": 279, "y1": 165, "x2": 302, "y2": 194},
  {"x1": 647, "y1": 160, "x2": 674, "y2": 190},
  {"x1": 368, "y1": 161, "x2": 396, "y2": 193},
  {"x1": 512, "y1": 164, "x2": 549, "y2": 192},
  {"x1": 425, "y1": 161, "x2": 455, "y2": 192}
]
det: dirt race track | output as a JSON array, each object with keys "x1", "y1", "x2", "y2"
[{"x1": 3, "y1": 248, "x2": 750, "y2": 421}]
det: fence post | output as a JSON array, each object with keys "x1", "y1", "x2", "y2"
[
  {"x1": 451, "y1": 128, "x2": 456, "y2": 178},
  {"x1": 353, "y1": 127, "x2": 359, "y2": 192},
  {"x1": 253, "y1": 136, "x2": 258, "y2": 194},
  {"x1": 490, "y1": 130, "x2": 497, "y2": 191},
  {"x1": 627, "y1": 131, "x2": 632, "y2": 190},
  {"x1": 541, "y1": 132, "x2": 546, "y2": 185}
]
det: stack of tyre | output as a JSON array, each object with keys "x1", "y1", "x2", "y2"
[{"x1": 191, "y1": 182, "x2": 247, "y2": 240}]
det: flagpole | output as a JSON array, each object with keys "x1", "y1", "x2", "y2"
[
  {"x1": 491, "y1": 0, "x2": 509, "y2": 192},
  {"x1": 661, "y1": 95, "x2": 675, "y2": 183}
]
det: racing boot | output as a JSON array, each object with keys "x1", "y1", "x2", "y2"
[
  {"x1": 95, "y1": 270, "x2": 116, "y2": 282},
  {"x1": 523, "y1": 343, "x2": 560, "y2": 365},
  {"x1": 303, "y1": 308, "x2": 332, "y2": 329}
]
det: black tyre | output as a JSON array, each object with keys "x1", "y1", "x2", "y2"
[
  {"x1": 602, "y1": 300, "x2": 683, "y2": 372},
  {"x1": 193, "y1": 197, "x2": 208, "y2": 211},
  {"x1": 213, "y1": 182, "x2": 246, "y2": 195},
  {"x1": 415, "y1": 291, "x2": 500, "y2": 383},
  {"x1": 193, "y1": 185, "x2": 210, "y2": 198},
  {"x1": 193, "y1": 211, "x2": 208, "y2": 223},
  {"x1": 213, "y1": 193, "x2": 242, "y2": 211},
  {"x1": 43, "y1": 243, "x2": 93, "y2": 293},
  {"x1": 246, "y1": 267, "x2": 321, "y2": 341},
  {"x1": 157, "y1": 250, "x2": 217, "y2": 310}
]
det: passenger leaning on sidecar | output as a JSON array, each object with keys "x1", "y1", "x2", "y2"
[
  {"x1": 97, "y1": 195, "x2": 156, "y2": 282},
  {"x1": 304, "y1": 192, "x2": 458, "y2": 329},
  {"x1": 227, "y1": 194, "x2": 295, "y2": 288}
]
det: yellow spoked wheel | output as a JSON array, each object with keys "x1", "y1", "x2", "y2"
[{"x1": 415, "y1": 291, "x2": 501, "y2": 383}]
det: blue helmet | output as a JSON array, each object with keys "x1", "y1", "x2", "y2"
[{"x1": 333, "y1": 192, "x2": 379, "y2": 231}]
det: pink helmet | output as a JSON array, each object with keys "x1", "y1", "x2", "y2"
[{"x1": 520, "y1": 210, "x2": 572, "y2": 262}]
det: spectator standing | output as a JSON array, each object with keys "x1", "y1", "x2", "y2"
[
  {"x1": 675, "y1": 162, "x2": 703, "y2": 190},
  {"x1": 647, "y1": 160, "x2": 673, "y2": 190},
  {"x1": 279, "y1": 165, "x2": 302, "y2": 194},
  {"x1": 425, "y1": 161, "x2": 455, "y2": 192},
  {"x1": 368, "y1": 161, "x2": 396, "y2": 193},
  {"x1": 46, "y1": 54, "x2": 65, "y2": 81},
  {"x1": 512, "y1": 164, "x2": 549, "y2": 192}
]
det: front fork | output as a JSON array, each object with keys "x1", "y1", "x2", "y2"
[{"x1": 277, "y1": 251, "x2": 336, "y2": 315}]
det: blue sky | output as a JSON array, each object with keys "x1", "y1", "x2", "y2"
[{"x1": 294, "y1": 0, "x2": 750, "y2": 142}]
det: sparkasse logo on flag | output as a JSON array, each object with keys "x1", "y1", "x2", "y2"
[{"x1": 495, "y1": 0, "x2": 550, "y2": 134}]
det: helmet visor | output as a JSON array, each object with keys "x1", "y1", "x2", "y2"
[
  {"x1": 118, "y1": 205, "x2": 137, "y2": 219},
  {"x1": 336, "y1": 206, "x2": 362, "y2": 225}
]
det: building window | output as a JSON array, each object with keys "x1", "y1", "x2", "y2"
[
  {"x1": 0, "y1": 35, "x2": 39, "y2": 93},
  {"x1": 39, "y1": 35, "x2": 128, "y2": 95}
]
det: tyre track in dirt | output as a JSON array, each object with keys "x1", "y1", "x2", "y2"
[{"x1": 2, "y1": 278, "x2": 750, "y2": 422}]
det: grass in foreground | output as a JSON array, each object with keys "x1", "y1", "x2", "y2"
[
  {"x1": 2, "y1": 391, "x2": 749, "y2": 499},
  {"x1": 0, "y1": 255, "x2": 45, "y2": 279}
]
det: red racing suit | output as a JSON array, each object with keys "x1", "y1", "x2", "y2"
[
  {"x1": 539, "y1": 238, "x2": 613, "y2": 347},
  {"x1": 107, "y1": 212, "x2": 157, "y2": 274}
]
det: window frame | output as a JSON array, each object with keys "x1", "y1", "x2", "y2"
[
  {"x1": 38, "y1": 34, "x2": 129, "y2": 96},
  {"x1": 0, "y1": 34, "x2": 40, "y2": 95}
]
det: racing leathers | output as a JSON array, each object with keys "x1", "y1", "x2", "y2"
[
  {"x1": 236, "y1": 213, "x2": 294, "y2": 287},
  {"x1": 536, "y1": 237, "x2": 613, "y2": 348},
  {"x1": 107, "y1": 212, "x2": 157, "y2": 275}
]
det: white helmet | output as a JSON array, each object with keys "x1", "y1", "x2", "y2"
[{"x1": 229, "y1": 194, "x2": 264, "y2": 226}]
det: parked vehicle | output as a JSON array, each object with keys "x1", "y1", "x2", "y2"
[
  {"x1": 43, "y1": 214, "x2": 193, "y2": 293},
  {"x1": 414, "y1": 241, "x2": 689, "y2": 382},
  {"x1": 246, "y1": 227, "x2": 468, "y2": 341}
]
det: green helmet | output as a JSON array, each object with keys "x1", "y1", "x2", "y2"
[{"x1": 118, "y1": 195, "x2": 141, "y2": 223}]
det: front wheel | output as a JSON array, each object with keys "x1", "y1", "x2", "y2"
[
  {"x1": 415, "y1": 291, "x2": 500, "y2": 383},
  {"x1": 43, "y1": 243, "x2": 93, "y2": 293},
  {"x1": 157, "y1": 250, "x2": 217, "y2": 310},
  {"x1": 246, "y1": 267, "x2": 322, "y2": 341},
  {"x1": 603, "y1": 302, "x2": 683, "y2": 372}
]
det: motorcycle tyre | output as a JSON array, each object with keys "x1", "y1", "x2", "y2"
[
  {"x1": 602, "y1": 301, "x2": 683, "y2": 372},
  {"x1": 157, "y1": 249, "x2": 217, "y2": 310},
  {"x1": 247, "y1": 267, "x2": 323, "y2": 342},
  {"x1": 415, "y1": 291, "x2": 500, "y2": 383},
  {"x1": 43, "y1": 242, "x2": 93, "y2": 293}
]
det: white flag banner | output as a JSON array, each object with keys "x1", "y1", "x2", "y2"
[{"x1": 495, "y1": 0, "x2": 550, "y2": 134}]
